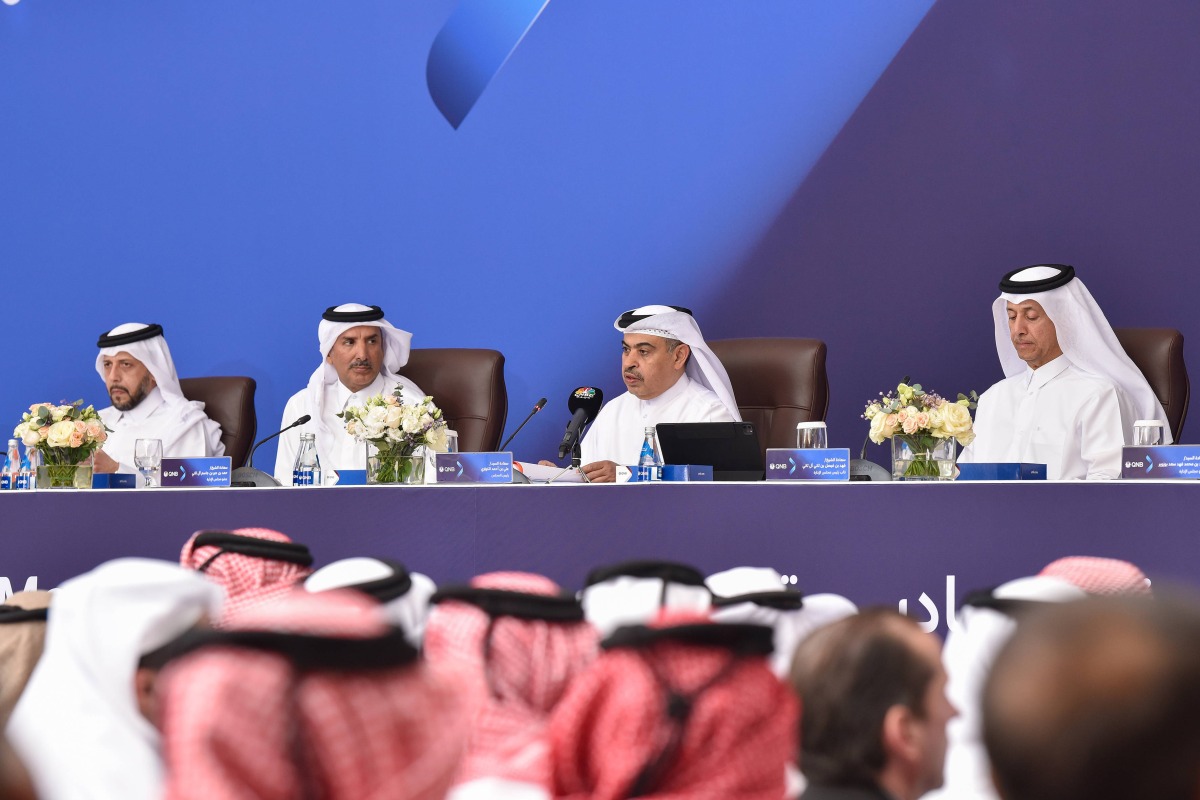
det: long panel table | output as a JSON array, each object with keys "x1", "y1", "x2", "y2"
[{"x1": 1, "y1": 482, "x2": 1194, "y2": 633}]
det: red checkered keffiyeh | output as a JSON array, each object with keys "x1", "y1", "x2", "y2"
[
  {"x1": 549, "y1": 610, "x2": 797, "y2": 800},
  {"x1": 423, "y1": 572, "x2": 599, "y2": 793},
  {"x1": 180, "y1": 528, "x2": 314, "y2": 626},
  {"x1": 159, "y1": 589, "x2": 470, "y2": 800},
  {"x1": 1039, "y1": 556, "x2": 1152, "y2": 596}
]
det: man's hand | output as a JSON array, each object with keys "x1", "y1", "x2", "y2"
[
  {"x1": 92, "y1": 449, "x2": 119, "y2": 474},
  {"x1": 581, "y1": 460, "x2": 618, "y2": 483},
  {"x1": 537, "y1": 459, "x2": 557, "y2": 467}
]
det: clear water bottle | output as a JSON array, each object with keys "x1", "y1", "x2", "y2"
[
  {"x1": 1, "y1": 439, "x2": 19, "y2": 490},
  {"x1": 16, "y1": 446, "x2": 30, "y2": 491},
  {"x1": 292, "y1": 433, "x2": 322, "y2": 487},
  {"x1": 637, "y1": 426, "x2": 663, "y2": 482},
  {"x1": 25, "y1": 447, "x2": 40, "y2": 491}
]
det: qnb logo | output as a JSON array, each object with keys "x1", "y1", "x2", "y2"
[
  {"x1": 0, "y1": 577, "x2": 39, "y2": 600},
  {"x1": 1125, "y1": 457, "x2": 1154, "y2": 473},
  {"x1": 898, "y1": 575, "x2": 960, "y2": 634}
]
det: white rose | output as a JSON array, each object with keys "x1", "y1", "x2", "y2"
[
  {"x1": 50, "y1": 406, "x2": 67, "y2": 422},
  {"x1": 401, "y1": 414, "x2": 422, "y2": 434},
  {"x1": 868, "y1": 412, "x2": 890, "y2": 444},
  {"x1": 46, "y1": 420, "x2": 75, "y2": 448},
  {"x1": 385, "y1": 406, "x2": 404, "y2": 427},
  {"x1": 940, "y1": 402, "x2": 973, "y2": 438}
]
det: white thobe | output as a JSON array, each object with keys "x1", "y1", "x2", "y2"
[
  {"x1": 98, "y1": 386, "x2": 225, "y2": 474},
  {"x1": 579, "y1": 374, "x2": 734, "y2": 466},
  {"x1": 957, "y1": 356, "x2": 1124, "y2": 480},
  {"x1": 274, "y1": 373, "x2": 424, "y2": 484}
]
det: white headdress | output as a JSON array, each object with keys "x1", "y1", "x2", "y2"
[
  {"x1": 306, "y1": 303, "x2": 415, "y2": 460},
  {"x1": 706, "y1": 567, "x2": 857, "y2": 678},
  {"x1": 992, "y1": 265, "x2": 1172, "y2": 443},
  {"x1": 304, "y1": 557, "x2": 437, "y2": 647},
  {"x1": 579, "y1": 559, "x2": 712, "y2": 637},
  {"x1": 95, "y1": 322, "x2": 187, "y2": 405},
  {"x1": 8, "y1": 558, "x2": 223, "y2": 800},
  {"x1": 614, "y1": 305, "x2": 741, "y2": 421}
]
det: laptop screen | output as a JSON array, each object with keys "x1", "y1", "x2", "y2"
[{"x1": 655, "y1": 422, "x2": 764, "y2": 481}]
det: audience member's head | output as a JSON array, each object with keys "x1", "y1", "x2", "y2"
[
  {"x1": 551, "y1": 611, "x2": 795, "y2": 800},
  {"x1": 707, "y1": 566, "x2": 857, "y2": 678},
  {"x1": 158, "y1": 589, "x2": 469, "y2": 800},
  {"x1": 423, "y1": 571, "x2": 598, "y2": 797},
  {"x1": 304, "y1": 556, "x2": 437, "y2": 647},
  {"x1": 788, "y1": 608, "x2": 956, "y2": 800},
  {"x1": 580, "y1": 559, "x2": 712, "y2": 637},
  {"x1": 1038, "y1": 555, "x2": 1152, "y2": 595},
  {"x1": 0, "y1": 591, "x2": 51, "y2": 725},
  {"x1": 983, "y1": 596, "x2": 1200, "y2": 800},
  {"x1": 180, "y1": 528, "x2": 313, "y2": 625},
  {"x1": 8, "y1": 559, "x2": 221, "y2": 800}
]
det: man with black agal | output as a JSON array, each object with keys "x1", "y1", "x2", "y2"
[{"x1": 957, "y1": 264, "x2": 1168, "y2": 479}]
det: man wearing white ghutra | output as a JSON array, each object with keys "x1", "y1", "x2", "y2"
[
  {"x1": 958, "y1": 264, "x2": 1170, "y2": 480},
  {"x1": 274, "y1": 303, "x2": 425, "y2": 485}
]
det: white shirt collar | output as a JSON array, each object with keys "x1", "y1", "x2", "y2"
[
  {"x1": 112, "y1": 386, "x2": 166, "y2": 424},
  {"x1": 1025, "y1": 354, "x2": 1072, "y2": 390},
  {"x1": 639, "y1": 372, "x2": 692, "y2": 412},
  {"x1": 333, "y1": 373, "x2": 387, "y2": 412}
]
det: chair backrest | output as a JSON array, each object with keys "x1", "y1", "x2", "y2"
[
  {"x1": 1112, "y1": 328, "x2": 1190, "y2": 440},
  {"x1": 707, "y1": 338, "x2": 829, "y2": 456},
  {"x1": 178, "y1": 376, "x2": 258, "y2": 468},
  {"x1": 397, "y1": 349, "x2": 508, "y2": 452}
]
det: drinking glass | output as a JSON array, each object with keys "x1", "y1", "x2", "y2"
[
  {"x1": 796, "y1": 421, "x2": 828, "y2": 449},
  {"x1": 1132, "y1": 420, "x2": 1165, "y2": 447},
  {"x1": 134, "y1": 438, "x2": 163, "y2": 487}
]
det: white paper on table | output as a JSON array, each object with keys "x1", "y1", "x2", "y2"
[{"x1": 514, "y1": 461, "x2": 586, "y2": 483}]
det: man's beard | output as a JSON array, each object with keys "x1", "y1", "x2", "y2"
[{"x1": 110, "y1": 375, "x2": 153, "y2": 411}]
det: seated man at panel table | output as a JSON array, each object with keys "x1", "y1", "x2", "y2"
[
  {"x1": 957, "y1": 265, "x2": 1169, "y2": 480},
  {"x1": 788, "y1": 609, "x2": 958, "y2": 800},
  {"x1": 94, "y1": 323, "x2": 225, "y2": 475},
  {"x1": 274, "y1": 303, "x2": 425, "y2": 485},
  {"x1": 575, "y1": 305, "x2": 740, "y2": 482}
]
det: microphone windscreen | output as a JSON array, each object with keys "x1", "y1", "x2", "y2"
[
  {"x1": 535, "y1": 397, "x2": 548, "y2": 411},
  {"x1": 566, "y1": 387, "x2": 604, "y2": 422},
  {"x1": 294, "y1": 415, "x2": 312, "y2": 426}
]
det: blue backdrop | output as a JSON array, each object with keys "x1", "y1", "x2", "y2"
[{"x1": 3, "y1": 0, "x2": 1196, "y2": 471}]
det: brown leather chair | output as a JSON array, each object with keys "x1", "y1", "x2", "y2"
[
  {"x1": 178, "y1": 376, "x2": 258, "y2": 468},
  {"x1": 1113, "y1": 328, "x2": 1190, "y2": 440},
  {"x1": 398, "y1": 349, "x2": 508, "y2": 452},
  {"x1": 708, "y1": 338, "x2": 829, "y2": 456}
]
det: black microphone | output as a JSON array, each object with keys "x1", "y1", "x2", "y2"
[
  {"x1": 557, "y1": 387, "x2": 604, "y2": 459},
  {"x1": 231, "y1": 415, "x2": 311, "y2": 488},
  {"x1": 498, "y1": 397, "x2": 547, "y2": 452},
  {"x1": 246, "y1": 414, "x2": 311, "y2": 469}
]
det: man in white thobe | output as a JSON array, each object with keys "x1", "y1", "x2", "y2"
[
  {"x1": 578, "y1": 305, "x2": 739, "y2": 482},
  {"x1": 274, "y1": 303, "x2": 424, "y2": 484},
  {"x1": 958, "y1": 264, "x2": 1170, "y2": 480},
  {"x1": 95, "y1": 323, "x2": 225, "y2": 475}
]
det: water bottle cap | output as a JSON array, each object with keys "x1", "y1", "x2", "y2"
[{"x1": 795, "y1": 422, "x2": 827, "y2": 430}]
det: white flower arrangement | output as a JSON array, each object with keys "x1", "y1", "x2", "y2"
[
  {"x1": 338, "y1": 387, "x2": 448, "y2": 458},
  {"x1": 14, "y1": 400, "x2": 109, "y2": 465},
  {"x1": 863, "y1": 381, "x2": 977, "y2": 448}
]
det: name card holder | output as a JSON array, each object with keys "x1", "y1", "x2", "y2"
[
  {"x1": 765, "y1": 448, "x2": 850, "y2": 481},
  {"x1": 433, "y1": 452, "x2": 514, "y2": 484},
  {"x1": 161, "y1": 457, "x2": 233, "y2": 488},
  {"x1": 1122, "y1": 446, "x2": 1200, "y2": 479},
  {"x1": 92, "y1": 473, "x2": 137, "y2": 489}
]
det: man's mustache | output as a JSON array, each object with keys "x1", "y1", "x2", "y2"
[
  {"x1": 350, "y1": 359, "x2": 373, "y2": 369},
  {"x1": 624, "y1": 370, "x2": 642, "y2": 380}
]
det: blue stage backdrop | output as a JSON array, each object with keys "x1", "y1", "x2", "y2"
[{"x1": 1, "y1": 1, "x2": 1196, "y2": 473}]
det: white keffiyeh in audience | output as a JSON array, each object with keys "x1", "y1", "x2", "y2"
[
  {"x1": 8, "y1": 559, "x2": 222, "y2": 800},
  {"x1": 706, "y1": 567, "x2": 857, "y2": 679},
  {"x1": 928, "y1": 575, "x2": 1084, "y2": 800},
  {"x1": 959, "y1": 265, "x2": 1171, "y2": 479},
  {"x1": 580, "y1": 560, "x2": 712, "y2": 638},
  {"x1": 581, "y1": 306, "x2": 739, "y2": 466},
  {"x1": 305, "y1": 557, "x2": 438, "y2": 647},
  {"x1": 95, "y1": 322, "x2": 225, "y2": 473},
  {"x1": 274, "y1": 303, "x2": 424, "y2": 483}
]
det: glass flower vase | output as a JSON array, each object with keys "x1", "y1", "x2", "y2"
[
  {"x1": 36, "y1": 454, "x2": 95, "y2": 489},
  {"x1": 891, "y1": 435, "x2": 956, "y2": 481},
  {"x1": 367, "y1": 453, "x2": 424, "y2": 485}
]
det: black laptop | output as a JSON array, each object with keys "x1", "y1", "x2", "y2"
[{"x1": 655, "y1": 422, "x2": 765, "y2": 481}]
